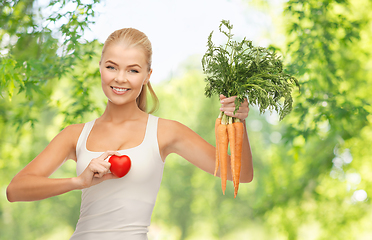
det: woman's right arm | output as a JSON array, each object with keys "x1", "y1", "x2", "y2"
[
  {"x1": 6, "y1": 124, "x2": 83, "y2": 202},
  {"x1": 6, "y1": 124, "x2": 118, "y2": 202}
]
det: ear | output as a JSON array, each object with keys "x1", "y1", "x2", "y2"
[
  {"x1": 144, "y1": 69, "x2": 153, "y2": 85},
  {"x1": 99, "y1": 61, "x2": 102, "y2": 73}
]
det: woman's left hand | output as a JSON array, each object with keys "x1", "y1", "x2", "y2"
[{"x1": 219, "y1": 95, "x2": 249, "y2": 121}]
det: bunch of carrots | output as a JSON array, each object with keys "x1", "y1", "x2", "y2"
[
  {"x1": 202, "y1": 20, "x2": 298, "y2": 197},
  {"x1": 214, "y1": 112, "x2": 244, "y2": 198}
]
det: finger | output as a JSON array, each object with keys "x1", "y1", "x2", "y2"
[
  {"x1": 92, "y1": 159, "x2": 111, "y2": 172},
  {"x1": 221, "y1": 102, "x2": 236, "y2": 108},
  {"x1": 90, "y1": 163, "x2": 109, "y2": 175},
  {"x1": 220, "y1": 96, "x2": 237, "y2": 104},
  {"x1": 224, "y1": 105, "x2": 249, "y2": 119},
  {"x1": 90, "y1": 156, "x2": 111, "y2": 167},
  {"x1": 220, "y1": 99, "x2": 240, "y2": 111},
  {"x1": 101, "y1": 173, "x2": 119, "y2": 181},
  {"x1": 221, "y1": 105, "x2": 247, "y2": 113},
  {"x1": 221, "y1": 98, "x2": 249, "y2": 110},
  {"x1": 240, "y1": 98, "x2": 249, "y2": 106},
  {"x1": 221, "y1": 106, "x2": 238, "y2": 113},
  {"x1": 100, "y1": 151, "x2": 121, "y2": 160},
  {"x1": 93, "y1": 167, "x2": 109, "y2": 178},
  {"x1": 235, "y1": 103, "x2": 249, "y2": 112},
  {"x1": 93, "y1": 164, "x2": 108, "y2": 174},
  {"x1": 104, "y1": 152, "x2": 122, "y2": 163},
  {"x1": 100, "y1": 160, "x2": 111, "y2": 169},
  {"x1": 219, "y1": 94, "x2": 227, "y2": 100},
  {"x1": 222, "y1": 97, "x2": 248, "y2": 108},
  {"x1": 224, "y1": 111, "x2": 248, "y2": 120}
]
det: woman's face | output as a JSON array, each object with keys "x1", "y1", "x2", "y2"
[{"x1": 99, "y1": 43, "x2": 152, "y2": 106}]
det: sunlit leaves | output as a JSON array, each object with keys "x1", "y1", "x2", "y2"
[
  {"x1": 283, "y1": 0, "x2": 371, "y2": 140},
  {"x1": 0, "y1": 1, "x2": 101, "y2": 239},
  {"x1": 0, "y1": 56, "x2": 23, "y2": 99},
  {"x1": 257, "y1": 0, "x2": 372, "y2": 238}
]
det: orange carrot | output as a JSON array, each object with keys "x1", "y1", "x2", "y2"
[
  {"x1": 233, "y1": 120, "x2": 244, "y2": 198},
  {"x1": 217, "y1": 118, "x2": 228, "y2": 195},
  {"x1": 214, "y1": 116, "x2": 221, "y2": 176},
  {"x1": 227, "y1": 117, "x2": 236, "y2": 190}
]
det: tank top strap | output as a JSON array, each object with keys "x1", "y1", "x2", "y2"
[
  {"x1": 146, "y1": 115, "x2": 158, "y2": 139},
  {"x1": 142, "y1": 114, "x2": 160, "y2": 154},
  {"x1": 76, "y1": 119, "x2": 96, "y2": 155}
]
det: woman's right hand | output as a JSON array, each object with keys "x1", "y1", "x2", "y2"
[{"x1": 75, "y1": 151, "x2": 121, "y2": 189}]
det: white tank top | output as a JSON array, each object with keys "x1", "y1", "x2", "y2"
[{"x1": 70, "y1": 114, "x2": 164, "y2": 240}]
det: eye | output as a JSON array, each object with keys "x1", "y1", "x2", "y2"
[
  {"x1": 130, "y1": 69, "x2": 139, "y2": 73},
  {"x1": 106, "y1": 66, "x2": 115, "y2": 70}
]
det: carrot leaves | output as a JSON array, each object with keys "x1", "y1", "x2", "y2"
[{"x1": 202, "y1": 20, "x2": 299, "y2": 120}]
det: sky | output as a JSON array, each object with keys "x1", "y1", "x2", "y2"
[{"x1": 82, "y1": 0, "x2": 275, "y2": 83}]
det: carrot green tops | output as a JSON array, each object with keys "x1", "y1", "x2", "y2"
[{"x1": 202, "y1": 20, "x2": 299, "y2": 120}]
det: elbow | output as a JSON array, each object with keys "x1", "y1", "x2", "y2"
[
  {"x1": 6, "y1": 180, "x2": 22, "y2": 203},
  {"x1": 6, "y1": 185, "x2": 16, "y2": 203},
  {"x1": 247, "y1": 172, "x2": 254, "y2": 183},
  {"x1": 241, "y1": 154, "x2": 254, "y2": 183},
  {"x1": 241, "y1": 170, "x2": 254, "y2": 183}
]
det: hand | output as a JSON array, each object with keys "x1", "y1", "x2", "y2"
[
  {"x1": 219, "y1": 95, "x2": 249, "y2": 121},
  {"x1": 75, "y1": 151, "x2": 121, "y2": 189}
]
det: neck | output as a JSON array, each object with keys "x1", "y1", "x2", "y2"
[{"x1": 101, "y1": 100, "x2": 146, "y2": 123}]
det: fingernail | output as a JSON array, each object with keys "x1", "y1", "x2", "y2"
[{"x1": 220, "y1": 100, "x2": 224, "y2": 103}]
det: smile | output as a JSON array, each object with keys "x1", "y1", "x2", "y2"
[{"x1": 111, "y1": 86, "x2": 130, "y2": 94}]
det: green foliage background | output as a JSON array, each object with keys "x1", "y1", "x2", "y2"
[{"x1": 1, "y1": 0, "x2": 371, "y2": 239}]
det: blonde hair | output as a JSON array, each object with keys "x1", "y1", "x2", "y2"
[{"x1": 102, "y1": 28, "x2": 159, "y2": 113}]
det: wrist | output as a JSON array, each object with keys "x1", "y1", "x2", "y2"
[
  {"x1": 240, "y1": 118, "x2": 247, "y2": 128},
  {"x1": 71, "y1": 176, "x2": 85, "y2": 190},
  {"x1": 236, "y1": 117, "x2": 246, "y2": 123}
]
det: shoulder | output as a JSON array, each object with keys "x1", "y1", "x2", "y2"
[
  {"x1": 158, "y1": 117, "x2": 180, "y2": 128},
  {"x1": 60, "y1": 123, "x2": 85, "y2": 139},
  {"x1": 157, "y1": 118, "x2": 185, "y2": 157},
  {"x1": 158, "y1": 118, "x2": 191, "y2": 136},
  {"x1": 53, "y1": 123, "x2": 86, "y2": 161},
  {"x1": 50, "y1": 123, "x2": 86, "y2": 150},
  {"x1": 157, "y1": 117, "x2": 200, "y2": 159}
]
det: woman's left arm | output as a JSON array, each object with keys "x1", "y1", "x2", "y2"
[{"x1": 159, "y1": 95, "x2": 253, "y2": 183}]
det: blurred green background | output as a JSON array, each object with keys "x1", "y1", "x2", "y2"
[{"x1": 1, "y1": 0, "x2": 372, "y2": 239}]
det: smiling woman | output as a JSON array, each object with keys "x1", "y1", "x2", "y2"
[
  {"x1": 6, "y1": 27, "x2": 253, "y2": 240},
  {"x1": 99, "y1": 44, "x2": 151, "y2": 106},
  {"x1": 100, "y1": 28, "x2": 158, "y2": 113}
]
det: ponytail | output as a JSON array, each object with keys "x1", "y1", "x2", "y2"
[{"x1": 137, "y1": 82, "x2": 159, "y2": 113}]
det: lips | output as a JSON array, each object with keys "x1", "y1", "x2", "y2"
[{"x1": 111, "y1": 86, "x2": 130, "y2": 95}]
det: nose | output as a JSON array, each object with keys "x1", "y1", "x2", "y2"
[{"x1": 115, "y1": 70, "x2": 128, "y2": 83}]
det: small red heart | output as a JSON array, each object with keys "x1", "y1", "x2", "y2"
[{"x1": 109, "y1": 155, "x2": 131, "y2": 178}]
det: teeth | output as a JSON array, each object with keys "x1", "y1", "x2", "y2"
[{"x1": 113, "y1": 87, "x2": 128, "y2": 92}]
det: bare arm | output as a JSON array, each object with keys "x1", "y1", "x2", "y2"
[
  {"x1": 6, "y1": 125, "x2": 81, "y2": 202},
  {"x1": 159, "y1": 96, "x2": 253, "y2": 183},
  {"x1": 6, "y1": 124, "x2": 119, "y2": 202}
]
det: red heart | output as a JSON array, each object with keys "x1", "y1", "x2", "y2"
[{"x1": 109, "y1": 155, "x2": 131, "y2": 178}]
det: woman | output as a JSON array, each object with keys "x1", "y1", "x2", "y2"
[{"x1": 6, "y1": 28, "x2": 253, "y2": 239}]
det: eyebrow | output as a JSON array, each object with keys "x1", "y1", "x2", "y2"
[
  {"x1": 104, "y1": 61, "x2": 142, "y2": 69},
  {"x1": 128, "y1": 64, "x2": 142, "y2": 69},
  {"x1": 105, "y1": 60, "x2": 118, "y2": 66}
]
